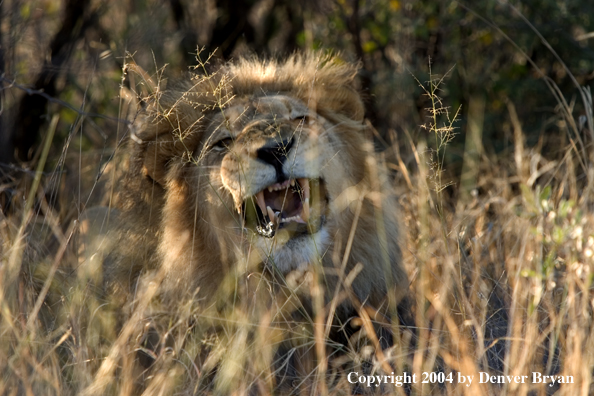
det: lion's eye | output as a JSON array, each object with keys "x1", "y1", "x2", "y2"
[
  {"x1": 292, "y1": 114, "x2": 314, "y2": 125},
  {"x1": 212, "y1": 137, "x2": 233, "y2": 151},
  {"x1": 293, "y1": 115, "x2": 309, "y2": 122}
]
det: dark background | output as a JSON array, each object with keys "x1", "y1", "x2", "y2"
[{"x1": 1, "y1": 0, "x2": 593, "y2": 210}]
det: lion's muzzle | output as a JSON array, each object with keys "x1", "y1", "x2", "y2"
[
  {"x1": 242, "y1": 178, "x2": 327, "y2": 238},
  {"x1": 255, "y1": 137, "x2": 294, "y2": 184}
]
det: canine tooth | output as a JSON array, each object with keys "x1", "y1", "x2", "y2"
[
  {"x1": 302, "y1": 197, "x2": 310, "y2": 223},
  {"x1": 297, "y1": 178, "x2": 310, "y2": 199},
  {"x1": 296, "y1": 178, "x2": 311, "y2": 222},
  {"x1": 290, "y1": 179, "x2": 295, "y2": 187},
  {"x1": 255, "y1": 191, "x2": 267, "y2": 215},
  {"x1": 268, "y1": 186, "x2": 273, "y2": 192},
  {"x1": 266, "y1": 206, "x2": 275, "y2": 223}
]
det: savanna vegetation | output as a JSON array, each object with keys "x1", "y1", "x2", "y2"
[{"x1": 1, "y1": 0, "x2": 594, "y2": 395}]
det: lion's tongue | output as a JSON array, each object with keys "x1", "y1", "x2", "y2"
[{"x1": 254, "y1": 178, "x2": 310, "y2": 225}]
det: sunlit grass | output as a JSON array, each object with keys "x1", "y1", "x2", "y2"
[{"x1": 2, "y1": 54, "x2": 594, "y2": 396}]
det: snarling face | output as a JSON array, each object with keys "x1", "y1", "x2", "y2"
[
  {"x1": 200, "y1": 95, "x2": 359, "y2": 273},
  {"x1": 125, "y1": 54, "x2": 405, "y2": 307}
]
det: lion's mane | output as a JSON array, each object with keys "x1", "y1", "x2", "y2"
[{"x1": 106, "y1": 53, "x2": 408, "y2": 319}]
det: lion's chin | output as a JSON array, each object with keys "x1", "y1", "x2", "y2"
[
  {"x1": 255, "y1": 226, "x2": 332, "y2": 274},
  {"x1": 241, "y1": 178, "x2": 327, "y2": 239}
]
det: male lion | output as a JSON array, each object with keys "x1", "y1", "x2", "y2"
[{"x1": 87, "y1": 53, "x2": 410, "y2": 392}]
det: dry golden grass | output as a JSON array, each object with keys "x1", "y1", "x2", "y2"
[{"x1": 1, "y1": 58, "x2": 594, "y2": 396}]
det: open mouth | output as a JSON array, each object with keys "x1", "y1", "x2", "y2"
[{"x1": 242, "y1": 178, "x2": 327, "y2": 238}]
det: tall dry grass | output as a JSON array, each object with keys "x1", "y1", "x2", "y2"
[{"x1": 1, "y1": 54, "x2": 594, "y2": 396}]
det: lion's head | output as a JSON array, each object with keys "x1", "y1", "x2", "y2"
[{"x1": 115, "y1": 54, "x2": 407, "y2": 313}]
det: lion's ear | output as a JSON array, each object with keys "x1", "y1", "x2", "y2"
[
  {"x1": 303, "y1": 59, "x2": 366, "y2": 122},
  {"x1": 129, "y1": 114, "x2": 181, "y2": 187},
  {"x1": 128, "y1": 79, "x2": 203, "y2": 187},
  {"x1": 318, "y1": 86, "x2": 365, "y2": 122},
  {"x1": 123, "y1": 62, "x2": 176, "y2": 187},
  {"x1": 140, "y1": 135, "x2": 175, "y2": 187},
  {"x1": 125, "y1": 61, "x2": 166, "y2": 98}
]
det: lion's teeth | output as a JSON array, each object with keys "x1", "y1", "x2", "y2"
[
  {"x1": 266, "y1": 206, "x2": 276, "y2": 223},
  {"x1": 297, "y1": 178, "x2": 310, "y2": 200},
  {"x1": 264, "y1": 179, "x2": 293, "y2": 193},
  {"x1": 296, "y1": 178, "x2": 310, "y2": 223},
  {"x1": 280, "y1": 215, "x2": 306, "y2": 224},
  {"x1": 301, "y1": 198, "x2": 309, "y2": 223},
  {"x1": 255, "y1": 191, "x2": 267, "y2": 215}
]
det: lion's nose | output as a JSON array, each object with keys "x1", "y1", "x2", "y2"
[
  {"x1": 256, "y1": 138, "x2": 294, "y2": 166},
  {"x1": 256, "y1": 138, "x2": 294, "y2": 181}
]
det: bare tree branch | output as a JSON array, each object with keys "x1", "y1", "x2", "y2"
[
  {"x1": 10, "y1": 0, "x2": 99, "y2": 163},
  {"x1": 346, "y1": 0, "x2": 377, "y2": 125}
]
